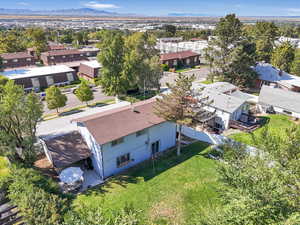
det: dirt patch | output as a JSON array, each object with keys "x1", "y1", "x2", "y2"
[{"x1": 149, "y1": 194, "x2": 184, "y2": 225}]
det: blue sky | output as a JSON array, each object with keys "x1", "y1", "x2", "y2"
[{"x1": 2, "y1": 0, "x2": 300, "y2": 16}]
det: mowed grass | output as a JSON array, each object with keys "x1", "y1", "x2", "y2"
[
  {"x1": 74, "y1": 142, "x2": 220, "y2": 224},
  {"x1": 230, "y1": 114, "x2": 296, "y2": 145},
  {"x1": 0, "y1": 156, "x2": 9, "y2": 177}
]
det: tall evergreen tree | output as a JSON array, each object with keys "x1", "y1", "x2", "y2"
[
  {"x1": 205, "y1": 14, "x2": 257, "y2": 87},
  {"x1": 154, "y1": 73, "x2": 214, "y2": 156}
]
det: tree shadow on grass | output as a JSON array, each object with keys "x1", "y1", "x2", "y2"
[{"x1": 82, "y1": 142, "x2": 210, "y2": 196}]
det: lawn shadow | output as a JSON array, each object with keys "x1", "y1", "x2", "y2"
[
  {"x1": 59, "y1": 109, "x2": 84, "y2": 117},
  {"x1": 90, "y1": 103, "x2": 108, "y2": 108},
  {"x1": 258, "y1": 116, "x2": 270, "y2": 127},
  {"x1": 128, "y1": 142, "x2": 210, "y2": 181},
  {"x1": 82, "y1": 142, "x2": 210, "y2": 196}
]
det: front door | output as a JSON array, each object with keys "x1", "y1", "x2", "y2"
[{"x1": 151, "y1": 141, "x2": 160, "y2": 155}]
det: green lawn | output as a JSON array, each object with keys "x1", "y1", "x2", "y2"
[
  {"x1": 230, "y1": 114, "x2": 296, "y2": 145},
  {"x1": 0, "y1": 156, "x2": 9, "y2": 177},
  {"x1": 74, "y1": 142, "x2": 220, "y2": 224},
  {"x1": 175, "y1": 68, "x2": 194, "y2": 73}
]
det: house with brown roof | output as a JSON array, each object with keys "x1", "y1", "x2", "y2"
[
  {"x1": 1, "y1": 52, "x2": 37, "y2": 69},
  {"x1": 72, "y1": 99, "x2": 177, "y2": 179},
  {"x1": 78, "y1": 60, "x2": 102, "y2": 80},
  {"x1": 160, "y1": 50, "x2": 200, "y2": 68},
  {"x1": 41, "y1": 49, "x2": 88, "y2": 66}
]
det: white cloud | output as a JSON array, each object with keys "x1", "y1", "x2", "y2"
[
  {"x1": 83, "y1": 1, "x2": 119, "y2": 9},
  {"x1": 287, "y1": 8, "x2": 300, "y2": 13},
  {"x1": 285, "y1": 8, "x2": 300, "y2": 16},
  {"x1": 18, "y1": 2, "x2": 29, "y2": 6}
]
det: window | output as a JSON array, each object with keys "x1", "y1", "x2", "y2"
[
  {"x1": 136, "y1": 128, "x2": 147, "y2": 137},
  {"x1": 215, "y1": 123, "x2": 223, "y2": 129},
  {"x1": 3, "y1": 60, "x2": 7, "y2": 64},
  {"x1": 46, "y1": 76, "x2": 54, "y2": 86},
  {"x1": 283, "y1": 110, "x2": 292, "y2": 115},
  {"x1": 116, "y1": 153, "x2": 130, "y2": 168},
  {"x1": 70, "y1": 54, "x2": 74, "y2": 58},
  {"x1": 80, "y1": 54, "x2": 84, "y2": 57},
  {"x1": 50, "y1": 56, "x2": 55, "y2": 59},
  {"x1": 13, "y1": 59, "x2": 18, "y2": 62},
  {"x1": 66, "y1": 73, "x2": 74, "y2": 82},
  {"x1": 62, "y1": 55, "x2": 66, "y2": 58},
  {"x1": 151, "y1": 140, "x2": 160, "y2": 155},
  {"x1": 26, "y1": 58, "x2": 32, "y2": 61},
  {"x1": 111, "y1": 137, "x2": 124, "y2": 146},
  {"x1": 173, "y1": 60, "x2": 177, "y2": 66},
  {"x1": 186, "y1": 58, "x2": 190, "y2": 65}
]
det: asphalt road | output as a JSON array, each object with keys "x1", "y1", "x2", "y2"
[
  {"x1": 160, "y1": 67, "x2": 210, "y2": 87},
  {"x1": 43, "y1": 87, "x2": 113, "y2": 115},
  {"x1": 43, "y1": 67, "x2": 210, "y2": 115}
]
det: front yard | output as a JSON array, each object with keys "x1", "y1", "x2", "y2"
[{"x1": 74, "y1": 142, "x2": 221, "y2": 224}]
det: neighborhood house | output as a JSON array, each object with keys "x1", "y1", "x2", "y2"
[
  {"x1": 42, "y1": 99, "x2": 177, "y2": 180},
  {"x1": 254, "y1": 63, "x2": 300, "y2": 92},
  {"x1": 3, "y1": 65, "x2": 76, "y2": 91},
  {"x1": 193, "y1": 82, "x2": 259, "y2": 133},
  {"x1": 160, "y1": 50, "x2": 200, "y2": 68},
  {"x1": 1, "y1": 51, "x2": 37, "y2": 69},
  {"x1": 258, "y1": 85, "x2": 300, "y2": 119},
  {"x1": 41, "y1": 49, "x2": 88, "y2": 66},
  {"x1": 78, "y1": 60, "x2": 102, "y2": 80}
]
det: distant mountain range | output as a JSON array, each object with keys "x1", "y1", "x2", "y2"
[
  {"x1": 0, "y1": 8, "x2": 132, "y2": 16},
  {"x1": 168, "y1": 13, "x2": 213, "y2": 17}
]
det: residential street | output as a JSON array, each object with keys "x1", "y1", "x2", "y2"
[
  {"x1": 43, "y1": 87, "x2": 113, "y2": 115},
  {"x1": 43, "y1": 67, "x2": 210, "y2": 115}
]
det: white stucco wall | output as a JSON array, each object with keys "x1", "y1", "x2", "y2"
[{"x1": 101, "y1": 122, "x2": 176, "y2": 178}]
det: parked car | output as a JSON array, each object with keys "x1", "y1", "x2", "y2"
[{"x1": 39, "y1": 92, "x2": 46, "y2": 101}]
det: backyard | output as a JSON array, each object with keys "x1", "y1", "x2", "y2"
[
  {"x1": 230, "y1": 114, "x2": 296, "y2": 145},
  {"x1": 74, "y1": 142, "x2": 221, "y2": 224},
  {"x1": 73, "y1": 114, "x2": 297, "y2": 224}
]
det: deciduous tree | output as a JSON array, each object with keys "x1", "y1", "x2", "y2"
[
  {"x1": 0, "y1": 81, "x2": 43, "y2": 164},
  {"x1": 205, "y1": 126, "x2": 300, "y2": 225},
  {"x1": 45, "y1": 86, "x2": 67, "y2": 114},
  {"x1": 271, "y1": 41, "x2": 295, "y2": 72},
  {"x1": 98, "y1": 32, "x2": 129, "y2": 103},
  {"x1": 75, "y1": 81, "x2": 94, "y2": 106}
]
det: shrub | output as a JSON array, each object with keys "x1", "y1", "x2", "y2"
[
  {"x1": 64, "y1": 203, "x2": 142, "y2": 225},
  {"x1": 6, "y1": 168, "x2": 66, "y2": 225},
  {"x1": 161, "y1": 64, "x2": 169, "y2": 71}
]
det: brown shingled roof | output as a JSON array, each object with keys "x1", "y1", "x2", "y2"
[
  {"x1": 1, "y1": 52, "x2": 33, "y2": 60},
  {"x1": 160, "y1": 50, "x2": 200, "y2": 61},
  {"x1": 43, "y1": 131, "x2": 91, "y2": 169},
  {"x1": 74, "y1": 99, "x2": 165, "y2": 145},
  {"x1": 41, "y1": 49, "x2": 82, "y2": 57}
]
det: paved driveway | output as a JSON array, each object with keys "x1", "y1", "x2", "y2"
[{"x1": 160, "y1": 67, "x2": 210, "y2": 87}]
